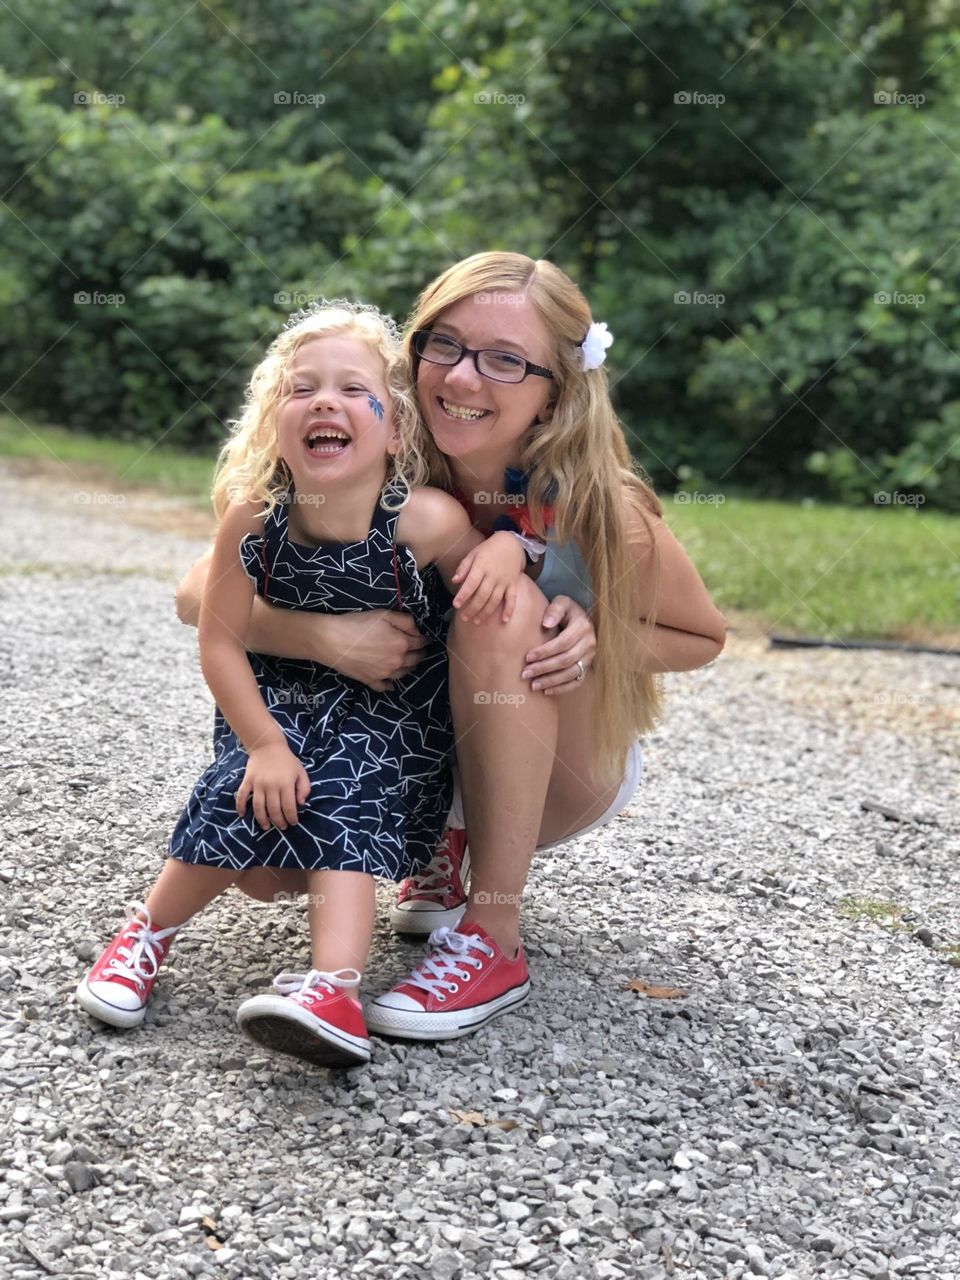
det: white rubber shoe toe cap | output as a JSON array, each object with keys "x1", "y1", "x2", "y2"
[{"x1": 76, "y1": 979, "x2": 147, "y2": 1028}]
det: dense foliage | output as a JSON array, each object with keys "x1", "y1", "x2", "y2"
[{"x1": 1, "y1": 1, "x2": 957, "y2": 507}]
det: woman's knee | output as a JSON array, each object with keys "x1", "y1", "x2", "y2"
[{"x1": 449, "y1": 575, "x2": 550, "y2": 666}]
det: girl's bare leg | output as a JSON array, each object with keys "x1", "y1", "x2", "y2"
[
  {"x1": 234, "y1": 866, "x2": 309, "y2": 903},
  {"x1": 143, "y1": 859, "x2": 241, "y2": 930},
  {"x1": 450, "y1": 576, "x2": 559, "y2": 955},
  {"x1": 304, "y1": 869, "x2": 376, "y2": 977}
]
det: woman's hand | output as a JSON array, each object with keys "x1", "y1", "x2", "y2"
[
  {"x1": 521, "y1": 595, "x2": 598, "y2": 695},
  {"x1": 236, "y1": 743, "x2": 311, "y2": 831},
  {"x1": 315, "y1": 610, "x2": 428, "y2": 691}
]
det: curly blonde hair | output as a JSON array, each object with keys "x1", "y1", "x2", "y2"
[
  {"x1": 212, "y1": 303, "x2": 417, "y2": 521},
  {"x1": 397, "y1": 252, "x2": 664, "y2": 776}
]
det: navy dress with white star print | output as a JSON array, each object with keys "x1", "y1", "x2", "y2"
[{"x1": 168, "y1": 478, "x2": 453, "y2": 879}]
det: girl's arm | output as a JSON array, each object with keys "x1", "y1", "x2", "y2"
[
  {"x1": 199, "y1": 503, "x2": 310, "y2": 829},
  {"x1": 198, "y1": 502, "x2": 288, "y2": 755},
  {"x1": 398, "y1": 488, "x2": 527, "y2": 623},
  {"x1": 397, "y1": 487, "x2": 481, "y2": 587}
]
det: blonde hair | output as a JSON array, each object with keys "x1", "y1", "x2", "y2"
[
  {"x1": 398, "y1": 251, "x2": 664, "y2": 776},
  {"x1": 211, "y1": 304, "x2": 417, "y2": 521}
]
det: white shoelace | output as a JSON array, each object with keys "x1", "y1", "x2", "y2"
[
  {"x1": 407, "y1": 852, "x2": 455, "y2": 895},
  {"x1": 103, "y1": 900, "x2": 179, "y2": 991},
  {"x1": 271, "y1": 968, "x2": 362, "y2": 998},
  {"x1": 406, "y1": 927, "x2": 494, "y2": 998}
]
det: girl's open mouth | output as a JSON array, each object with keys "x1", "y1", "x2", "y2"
[{"x1": 304, "y1": 427, "x2": 351, "y2": 456}]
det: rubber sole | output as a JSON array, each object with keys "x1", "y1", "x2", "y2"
[
  {"x1": 388, "y1": 846, "x2": 471, "y2": 936},
  {"x1": 75, "y1": 978, "x2": 146, "y2": 1029},
  {"x1": 388, "y1": 901, "x2": 467, "y2": 936},
  {"x1": 237, "y1": 998, "x2": 371, "y2": 1068},
  {"x1": 365, "y1": 980, "x2": 530, "y2": 1041}
]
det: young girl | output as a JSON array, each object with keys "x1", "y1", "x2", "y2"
[{"x1": 75, "y1": 300, "x2": 533, "y2": 1067}]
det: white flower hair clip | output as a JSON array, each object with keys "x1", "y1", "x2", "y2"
[{"x1": 578, "y1": 321, "x2": 614, "y2": 371}]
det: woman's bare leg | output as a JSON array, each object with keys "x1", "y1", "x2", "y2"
[
  {"x1": 451, "y1": 577, "x2": 559, "y2": 955},
  {"x1": 535, "y1": 676, "x2": 625, "y2": 848}
]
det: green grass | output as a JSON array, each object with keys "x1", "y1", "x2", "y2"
[
  {"x1": 667, "y1": 491, "x2": 960, "y2": 643},
  {"x1": 0, "y1": 413, "x2": 215, "y2": 505},
  {"x1": 837, "y1": 896, "x2": 912, "y2": 933},
  {"x1": 2, "y1": 414, "x2": 958, "y2": 642},
  {"x1": 838, "y1": 896, "x2": 960, "y2": 966}
]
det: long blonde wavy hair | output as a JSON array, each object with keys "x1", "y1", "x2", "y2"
[
  {"x1": 398, "y1": 252, "x2": 664, "y2": 776},
  {"x1": 211, "y1": 304, "x2": 417, "y2": 521}
]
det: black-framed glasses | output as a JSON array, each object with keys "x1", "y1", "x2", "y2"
[{"x1": 412, "y1": 330, "x2": 554, "y2": 384}]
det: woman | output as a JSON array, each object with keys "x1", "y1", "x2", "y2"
[{"x1": 175, "y1": 252, "x2": 726, "y2": 1041}]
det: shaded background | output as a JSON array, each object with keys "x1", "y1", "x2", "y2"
[{"x1": 0, "y1": 0, "x2": 957, "y2": 512}]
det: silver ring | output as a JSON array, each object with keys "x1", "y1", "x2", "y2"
[{"x1": 575, "y1": 659, "x2": 585, "y2": 682}]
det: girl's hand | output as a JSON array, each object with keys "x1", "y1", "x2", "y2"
[
  {"x1": 451, "y1": 532, "x2": 527, "y2": 624},
  {"x1": 236, "y1": 743, "x2": 311, "y2": 831},
  {"x1": 521, "y1": 595, "x2": 598, "y2": 694}
]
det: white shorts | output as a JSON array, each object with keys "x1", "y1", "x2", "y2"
[{"x1": 445, "y1": 739, "x2": 644, "y2": 851}]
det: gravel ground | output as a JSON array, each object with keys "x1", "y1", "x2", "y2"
[{"x1": 2, "y1": 463, "x2": 959, "y2": 1280}]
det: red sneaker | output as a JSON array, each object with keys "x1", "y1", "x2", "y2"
[
  {"x1": 366, "y1": 922, "x2": 530, "y2": 1041},
  {"x1": 237, "y1": 969, "x2": 371, "y2": 1068},
  {"x1": 75, "y1": 901, "x2": 178, "y2": 1029},
  {"x1": 389, "y1": 829, "x2": 470, "y2": 935}
]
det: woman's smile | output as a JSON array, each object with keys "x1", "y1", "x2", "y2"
[{"x1": 437, "y1": 396, "x2": 492, "y2": 422}]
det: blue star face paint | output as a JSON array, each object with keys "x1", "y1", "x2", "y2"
[{"x1": 367, "y1": 393, "x2": 385, "y2": 421}]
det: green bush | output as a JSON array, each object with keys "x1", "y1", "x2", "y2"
[{"x1": 2, "y1": 2, "x2": 959, "y2": 507}]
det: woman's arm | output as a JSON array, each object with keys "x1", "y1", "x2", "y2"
[
  {"x1": 627, "y1": 500, "x2": 726, "y2": 671},
  {"x1": 176, "y1": 548, "x2": 427, "y2": 689},
  {"x1": 520, "y1": 496, "x2": 726, "y2": 690},
  {"x1": 177, "y1": 548, "x2": 356, "y2": 660}
]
